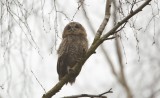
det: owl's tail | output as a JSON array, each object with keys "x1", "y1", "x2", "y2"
[
  {"x1": 58, "y1": 71, "x2": 76, "y2": 85},
  {"x1": 68, "y1": 77, "x2": 76, "y2": 85},
  {"x1": 58, "y1": 66, "x2": 82, "y2": 85}
]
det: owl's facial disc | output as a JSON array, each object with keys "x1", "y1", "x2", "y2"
[
  {"x1": 66, "y1": 23, "x2": 82, "y2": 32},
  {"x1": 62, "y1": 22, "x2": 86, "y2": 38}
]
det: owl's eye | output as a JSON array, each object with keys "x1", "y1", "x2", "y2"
[
  {"x1": 75, "y1": 24, "x2": 80, "y2": 28},
  {"x1": 66, "y1": 25, "x2": 71, "y2": 30}
]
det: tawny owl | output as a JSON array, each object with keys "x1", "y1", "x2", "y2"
[{"x1": 57, "y1": 22, "x2": 88, "y2": 84}]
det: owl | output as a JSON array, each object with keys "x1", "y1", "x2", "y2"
[{"x1": 57, "y1": 22, "x2": 88, "y2": 84}]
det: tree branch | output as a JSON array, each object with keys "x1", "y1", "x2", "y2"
[
  {"x1": 101, "y1": 0, "x2": 151, "y2": 41},
  {"x1": 63, "y1": 88, "x2": 113, "y2": 98},
  {"x1": 93, "y1": 0, "x2": 111, "y2": 44},
  {"x1": 42, "y1": 0, "x2": 152, "y2": 98}
]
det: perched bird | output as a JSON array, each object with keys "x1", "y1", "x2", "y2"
[{"x1": 57, "y1": 22, "x2": 88, "y2": 84}]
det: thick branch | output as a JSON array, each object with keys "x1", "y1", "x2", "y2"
[
  {"x1": 42, "y1": 0, "x2": 151, "y2": 98},
  {"x1": 93, "y1": 0, "x2": 111, "y2": 44}
]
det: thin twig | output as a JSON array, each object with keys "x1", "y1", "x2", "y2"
[
  {"x1": 101, "y1": 0, "x2": 151, "y2": 40},
  {"x1": 71, "y1": 0, "x2": 84, "y2": 21},
  {"x1": 31, "y1": 70, "x2": 46, "y2": 93},
  {"x1": 63, "y1": 88, "x2": 113, "y2": 98}
]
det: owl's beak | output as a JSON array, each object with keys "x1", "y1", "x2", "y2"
[{"x1": 70, "y1": 27, "x2": 76, "y2": 32}]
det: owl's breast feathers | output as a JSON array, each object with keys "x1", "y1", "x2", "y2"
[{"x1": 57, "y1": 35, "x2": 88, "y2": 84}]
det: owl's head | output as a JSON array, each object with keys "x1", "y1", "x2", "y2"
[{"x1": 62, "y1": 22, "x2": 87, "y2": 38}]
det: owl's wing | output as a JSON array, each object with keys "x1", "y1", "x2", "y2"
[
  {"x1": 57, "y1": 52, "x2": 78, "y2": 80},
  {"x1": 57, "y1": 54, "x2": 68, "y2": 80},
  {"x1": 57, "y1": 39, "x2": 75, "y2": 80},
  {"x1": 57, "y1": 39, "x2": 68, "y2": 80}
]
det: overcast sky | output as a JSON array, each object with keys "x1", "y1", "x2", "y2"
[{"x1": 0, "y1": 0, "x2": 160, "y2": 98}]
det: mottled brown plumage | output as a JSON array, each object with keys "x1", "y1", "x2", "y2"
[{"x1": 57, "y1": 22, "x2": 88, "y2": 84}]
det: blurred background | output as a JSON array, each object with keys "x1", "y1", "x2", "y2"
[{"x1": 0, "y1": 0, "x2": 160, "y2": 98}]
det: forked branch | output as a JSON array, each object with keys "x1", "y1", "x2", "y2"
[
  {"x1": 42, "y1": 0, "x2": 152, "y2": 98},
  {"x1": 63, "y1": 88, "x2": 113, "y2": 98}
]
